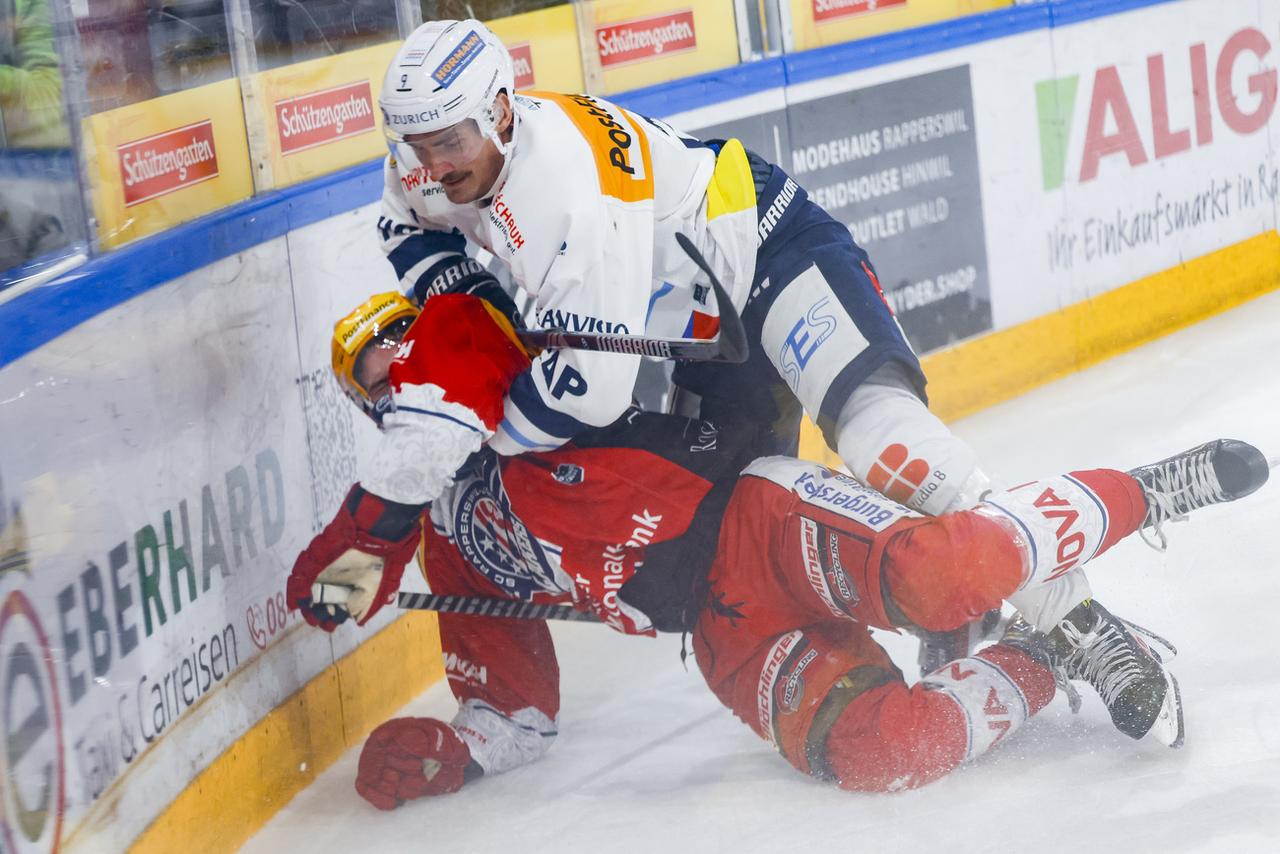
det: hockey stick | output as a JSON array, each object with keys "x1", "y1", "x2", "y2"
[
  {"x1": 516, "y1": 233, "x2": 749, "y2": 364},
  {"x1": 311, "y1": 582, "x2": 601, "y2": 622},
  {"x1": 397, "y1": 591, "x2": 600, "y2": 622}
]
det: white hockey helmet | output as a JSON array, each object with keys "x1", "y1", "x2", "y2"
[{"x1": 379, "y1": 20, "x2": 515, "y2": 159}]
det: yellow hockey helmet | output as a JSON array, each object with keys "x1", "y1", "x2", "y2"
[{"x1": 332, "y1": 292, "x2": 419, "y2": 421}]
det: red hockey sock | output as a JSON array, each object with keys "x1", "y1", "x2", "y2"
[{"x1": 1067, "y1": 468, "x2": 1148, "y2": 557}]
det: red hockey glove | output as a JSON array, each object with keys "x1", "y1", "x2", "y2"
[
  {"x1": 355, "y1": 718, "x2": 475, "y2": 810},
  {"x1": 286, "y1": 485, "x2": 425, "y2": 631}
]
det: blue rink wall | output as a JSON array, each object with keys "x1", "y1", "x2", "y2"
[{"x1": 0, "y1": 1, "x2": 1276, "y2": 852}]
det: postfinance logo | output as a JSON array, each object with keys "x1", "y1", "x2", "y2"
[{"x1": 1036, "y1": 26, "x2": 1276, "y2": 191}]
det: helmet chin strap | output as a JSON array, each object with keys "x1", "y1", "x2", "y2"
[{"x1": 477, "y1": 100, "x2": 519, "y2": 203}]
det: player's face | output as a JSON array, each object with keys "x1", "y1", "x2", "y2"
[
  {"x1": 403, "y1": 95, "x2": 512, "y2": 204},
  {"x1": 353, "y1": 318, "x2": 412, "y2": 409}
]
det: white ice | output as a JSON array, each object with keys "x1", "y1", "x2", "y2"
[{"x1": 245, "y1": 292, "x2": 1280, "y2": 854}]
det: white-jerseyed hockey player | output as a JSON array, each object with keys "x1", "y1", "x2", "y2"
[{"x1": 368, "y1": 19, "x2": 1153, "y2": 709}]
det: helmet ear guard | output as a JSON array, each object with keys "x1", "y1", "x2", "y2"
[{"x1": 332, "y1": 293, "x2": 420, "y2": 423}]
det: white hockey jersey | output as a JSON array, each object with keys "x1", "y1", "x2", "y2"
[{"x1": 378, "y1": 91, "x2": 759, "y2": 455}]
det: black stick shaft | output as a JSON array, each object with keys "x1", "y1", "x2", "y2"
[
  {"x1": 397, "y1": 591, "x2": 601, "y2": 622},
  {"x1": 514, "y1": 233, "x2": 748, "y2": 364}
]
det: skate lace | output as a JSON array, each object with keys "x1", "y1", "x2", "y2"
[
  {"x1": 1139, "y1": 450, "x2": 1225, "y2": 551},
  {"x1": 1056, "y1": 614, "x2": 1176, "y2": 709}
]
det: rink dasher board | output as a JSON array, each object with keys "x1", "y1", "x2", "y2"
[
  {"x1": 0, "y1": 214, "x2": 420, "y2": 854},
  {"x1": 668, "y1": 0, "x2": 1279, "y2": 351}
]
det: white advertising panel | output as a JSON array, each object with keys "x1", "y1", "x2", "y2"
[
  {"x1": 0, "y1": 234, "x2": 404, "y2": 852},
  {"x1": 669, "y1": 0, "x2": 1278, "y2": 343},
  {"x1": 989, "y1": 0, "x2": 1279, "y2": 327}
]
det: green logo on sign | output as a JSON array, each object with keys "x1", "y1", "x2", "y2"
[{"x1": 1035, "y1": 75, "x2": 1079, "y2": 191}]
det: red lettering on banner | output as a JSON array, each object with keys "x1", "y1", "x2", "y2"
[
  {"x1": 1148, "y1": 54, "x2": 1191, "y2": 158},
  {"x1": 118, "y1": 121, "x2": 219, "y2": 207},
  {"x1": 509, "y1": 42, "x2": 535, "y2": 89},
  {"x1": 275, "y1": 81, "x2": 376, "y2": 156},
  {"x1": 1189, "y1": 43, "x2": 1213, "y2": 146},
  {"x1": 1216, "y1": 28, "x2": 1277, "y2": 135},
  {"x1": 1077, "y1": 27, "x2": 1276, "y2": 182},
  {"x1": 595, "y1": 10, "x2": 697, "y2": 68},
  {"x1": 1080, "y1": 66, "x2": 1148, "y2": 182},
  {"x1": 812, "y1": 0, "x2": 907, "y2": 24}
]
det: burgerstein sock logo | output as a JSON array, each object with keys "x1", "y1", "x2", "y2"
[{"x1": 1035, "y1": 26, "x2": 1277, "y2": 191}]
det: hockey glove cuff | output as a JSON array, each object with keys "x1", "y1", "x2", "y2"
[{"x1": 286, "y1": 484, "x2": 425, "y2": 630}]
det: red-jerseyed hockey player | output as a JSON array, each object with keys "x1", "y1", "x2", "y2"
[{"x1": 287, "y1": 292, "x2": 1268, "y2": 807}]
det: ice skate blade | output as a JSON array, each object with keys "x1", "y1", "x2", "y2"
[{"x1": 1148, "y1": 671, "x2": 1184, "y2": 749}]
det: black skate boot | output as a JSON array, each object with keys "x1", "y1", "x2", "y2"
[
  {"x1": 1128, "y1": 439, "x2": 1270, "y2": 550},
  {"x1": 1019, "y1": 600, "x2": 1184, "y2": 747},
  {"x1": 915, "y1": 609, "x2": 1006, "y2": 677}
]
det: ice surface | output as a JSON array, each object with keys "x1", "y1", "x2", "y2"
[{"x1": 244, "y1": 292, "x2": 1280, "y2": 854}]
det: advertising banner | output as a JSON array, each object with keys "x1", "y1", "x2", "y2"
[
  {"x1": 247, "y1": 42, "x2": 400, "y2": 190},
  {"x1": 787, "y1": 0, "x2": 1010, "y2": 52},
  {"x1": 82, "y1": 79, "x2": 253, "y2": 249},
  {"x1": 789, "y1": 65, "x2": 992, "y2": 352},
  {"x1": 578, "y1": 0, "x2": 741, "y2": 95},
  {"x1": 0, "y1": 240, "x2": 402, "y2": 853},
  {"x1": 487, "y1": 3, "x2": 586, "y2": 94},
  {"x1": 693, "y1": 65, "x2": 991, "y2": 355},
  {"x1": 1021, "y1": 2, "x2": 1279, "y2": 308}
]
